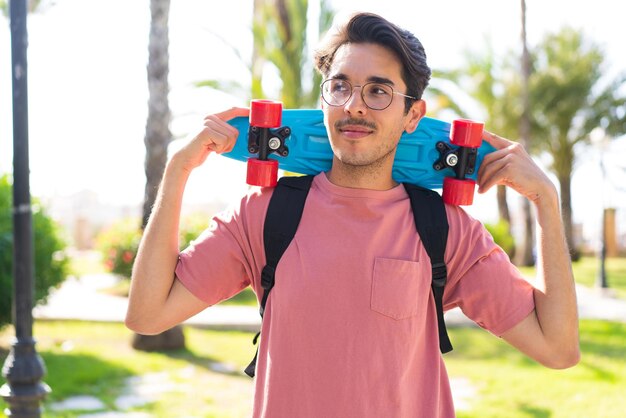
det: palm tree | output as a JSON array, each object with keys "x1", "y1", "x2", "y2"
[
  {"x1": 133, "y1": 0, "x2": 186, "y2": 352},
  {"x1": 141, "y1": 0, "x2": 173, "y2": 230},
  {"x1": 444, "y1": 44, "x2": 520, "y2": 258},
  {"x1": 529, "y1": 28, "x2": 626, "y2": 259},
  {"x1": 253, "y1": 0, "x2": 328, "y2": 108},
  {"x1": 516, "y1": 0, "x2": 534, "y2": 266},
  {"x1": 198, "y1": 0, "x2": 333, "y2": 107}
]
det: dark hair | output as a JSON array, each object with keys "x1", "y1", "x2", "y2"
[{"x1": 314, "y1": 12, "x2": 431, "y2": 112}]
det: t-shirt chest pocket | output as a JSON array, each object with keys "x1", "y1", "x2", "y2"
[{"x1": 370, "y1": 257, "x2": 430, "y2": 320}]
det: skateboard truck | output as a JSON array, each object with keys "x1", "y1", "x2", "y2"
[
  {"x1": 432, "y1": 119, "x2": 484, "y2": 206},
  {"x1": 246, "y1": 100, "x2": 290, "y2": 187},
  {"x1": 433, "y1": 141, "x2": 478, "y2": 177}
]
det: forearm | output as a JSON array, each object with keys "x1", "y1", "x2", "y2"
[
  {"x1": 126, "y1": 156, "x2": 190, "y2": 329},
  {"x1": 532, "y1": 187, "x2": 580, "y2": 361},
  {"x1": 478, "y1": 131, "x2": 580, "y2": 367}
]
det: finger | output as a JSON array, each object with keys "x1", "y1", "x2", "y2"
[
  {"x1": 204, "y1": 112, "x2": 249, "y2": 154},
  {"x1": 213, "y1": 106, "x2": 250, "y2": 122},
  {"x1": 482, "y1": 130, "x2": 514, "y2": 150},
  {"x1": 203, "y1": 114, "x2": 240, "y2": 140},
  {"x1": 477, "y1": 155, "x2": 511, "y2": 194}
]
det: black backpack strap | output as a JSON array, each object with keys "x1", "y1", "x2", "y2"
[
  {"x1": 245, "y1": 174, "x2": 315, "y2": 377},
  {"x1": 403, "y1": 183, "x2": 453, "y2": 354}
]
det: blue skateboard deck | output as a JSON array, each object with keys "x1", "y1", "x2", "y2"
[{"x1": 224, "y1": 108, "x2": 495, "y2": 196}]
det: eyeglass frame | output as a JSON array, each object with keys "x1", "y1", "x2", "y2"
[{"x1": 320, "y1": 78, "x2": 418, "y2": 111}]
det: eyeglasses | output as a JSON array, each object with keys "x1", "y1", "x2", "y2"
[{"x1": 321, "y1": 78, "x2": 417, "y2": 110}]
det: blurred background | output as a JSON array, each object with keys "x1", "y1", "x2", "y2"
[
  {"x1": 0, "y1": 0, "x2": 624, "y2": 256},
  {"x1": 1, "y1": 1, "x2": 625, "y2": 417}
]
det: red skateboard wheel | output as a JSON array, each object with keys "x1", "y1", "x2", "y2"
[
  {"x1": 450, "y1": 119, "x2": 483, "y2": 148},
  {"x1": 442, "y1": 177, "x2": 476, "y2": 206},
  {"x1": 247, "y1": 158, "x2": 279, "y2": 187},
  {"x1": 250, "y1": 100, "x2": 282, "y2": 128}
]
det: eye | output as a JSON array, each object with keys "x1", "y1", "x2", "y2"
[
  {"x1": 330, "y1": 80, "x2": 350, "y2": 93},
  {"x1": 367, "y1": 83, "x2": 392, "y2": 96}
]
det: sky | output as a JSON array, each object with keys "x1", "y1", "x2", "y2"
[{"x1": 0, "y1": 0, "x2": 625, "y2": 240}]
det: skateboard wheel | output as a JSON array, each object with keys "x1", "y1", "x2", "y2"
[
  {"x1": 250, "y1": 100, "x2": 282, "y2": 128},
  {"x1": 442, "y1": 177, "x2": 476, "y2": 206},
  {"x1": 450, "y1": 119, "x2": 483, "y2": 148},
  {"x1": 247, "y1": 158, "x2": 279, "y2": 187}
]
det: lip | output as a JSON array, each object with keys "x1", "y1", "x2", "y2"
[{"x1": 338, "y1": 124, "x2": 374, "y2": 139}]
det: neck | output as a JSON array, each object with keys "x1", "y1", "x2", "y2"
[{"x1": 326, "y1": 157, "x2": 398, "y2": 190}]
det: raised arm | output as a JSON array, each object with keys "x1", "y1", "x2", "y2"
[
  {"x1": 125, "y1": 107, "x2": 249, "y2": 335},
  {"x1": 477, "y1": 131, "x2": 580, "y2": 369}
]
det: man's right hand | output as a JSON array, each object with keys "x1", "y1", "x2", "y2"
[{"x1": 173, "y1": 107, "x2": 250, "y2": 174}]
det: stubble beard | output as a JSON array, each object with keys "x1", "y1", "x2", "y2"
[{"x1": 334, "y1": 141, "x2": 397, "y2": 178}]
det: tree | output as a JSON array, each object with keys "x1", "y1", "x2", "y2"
[
  {"x1": 253, "y1": 0, "x2": 332, "y2": 107},
  {"x1": 198, "y1": 0, "x2": 334, "y2": 107},
  {"x1": 516, "y1": 0, "x2": 534, "y2": 266},
  {"x1": 133, "y1": 0, "x2": 185, "y2": 352},
  {"x1": 141, "y1": 0, "x2": 173, "y2": 230},
  {"x1": 450, "y1": 43, "x2": 519, "y2": 258},
  {"x1": 529, "y1": 28, "x2": 626, "y2": 259}
]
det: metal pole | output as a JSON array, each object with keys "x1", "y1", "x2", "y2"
[{"x1": 1, "y1": 1, "x2": 51, "y2": 416}]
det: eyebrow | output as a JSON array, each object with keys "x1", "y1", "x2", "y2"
[{"x1": 329, "y1": 73, "x2": 396, "y2": 86}]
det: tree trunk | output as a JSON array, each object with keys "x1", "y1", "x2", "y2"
[
  {"x1": 559, "y1": 173, "x2": 580, "y2": 260},
  {"x1": 496, "y1": 185, "x2": 515, "y2": 259},
  {"x1": 142, "y1": 0, "x2": 172, "y2": 229},
  {"x1": 134, "y1": 0, "x2": 185, "y2": 352},
  {"x1": 251, "y1": 0, "x2": 265, "y2": 98},
  {"x1": 515, "y1": 0, "x2": 535, "y2": 267},
  {"x1": 515, "y1": 198, "x2": 535, "y2": 266}
]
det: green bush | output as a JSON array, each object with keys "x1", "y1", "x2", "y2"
[
  {"x1": 96, "y1": 217, "x2": 142, "y2": 280},
  {"x1": 485, "y1": 219, "x2": 516, "y2": 259},
  {"x1": 96, "y1": 213, "x2": 210, "y2": 280},
  {"x1": 0, "y1": 174, "x2": 70, "y2": 329},
  {"x1": 179, "y1": 212, "x2": 211, "y2": 249}
]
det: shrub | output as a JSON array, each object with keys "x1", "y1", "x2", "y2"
[
  {"x1": 96, "y1": 213, "x2": 210, "y2": 280},
  {"x1": 96, "y1": 217, "x2": 142, "y2": 280},
  {"x1": 485, "y1": 219, "x2": 516, "y2": 259},
  {"x1": 179, "y1": 212, "x2": 210, "y2": 249},
  {"x1": 0, "y1": 174, "x2": 70, "y2": 329}
]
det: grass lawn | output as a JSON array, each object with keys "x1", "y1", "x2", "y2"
[
  {"x1": 1, "y1": 319, "x2": 624, "y2": 418},
  {"x1": 519, "y1": 256, "x2": 626, "y2": 299},
  {"x1": 0, "y1": 322, "x2": 256, "y2": 417}
]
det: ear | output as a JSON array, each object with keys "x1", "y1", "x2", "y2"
[{"x1": 404, "y1": 99, "x2": 426, "y2": 134}]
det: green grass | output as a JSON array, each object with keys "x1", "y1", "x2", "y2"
[
  {"x1": 518, "y1": 256, "x2": 626, "y2": 299},
  {"x1": 447, "y1": 320, "x2": 626, "y2": 418},
  {"x1": 1, "y1": 320, "x2": 624, "y2": 417},
  {"x1": 0, "y1": 321, "x2": 256, "y2": 417}
]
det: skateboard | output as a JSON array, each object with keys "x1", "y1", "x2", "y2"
[{"x1": 224, "y1": 100, "x2": 496, "y2": 205}]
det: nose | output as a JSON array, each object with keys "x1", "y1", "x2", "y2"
[{"x1": 343, "y1": 86, "x2": 367, "y2": 115}]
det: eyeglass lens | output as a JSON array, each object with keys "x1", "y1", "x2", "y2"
[{"x1": 322, "y1": 79, "x2": 395, "y2": 110}]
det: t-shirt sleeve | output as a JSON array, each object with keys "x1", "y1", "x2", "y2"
[
  {"x1": 174, "y1": 187, "x2": 270, "y2": 306},
  {"x1": 443, "y1": 206, "x2": 536, "y2": 336}
]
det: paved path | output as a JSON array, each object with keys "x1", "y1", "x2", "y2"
[{"x1": 33, "y1": 273, "x2": 626, "y2": 329}]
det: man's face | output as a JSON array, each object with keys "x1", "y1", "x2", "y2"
[{"x1": 322, "y1": 42, "x2": 425, "y2": 172}]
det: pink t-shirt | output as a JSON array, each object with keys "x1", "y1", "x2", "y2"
[{"x1": 176, "y1": 173, "x2": 535, "y2": 417}]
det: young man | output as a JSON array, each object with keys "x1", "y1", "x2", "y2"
[{"x1": 126, "y1": 12, "x2": 579, "y2": 417}]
